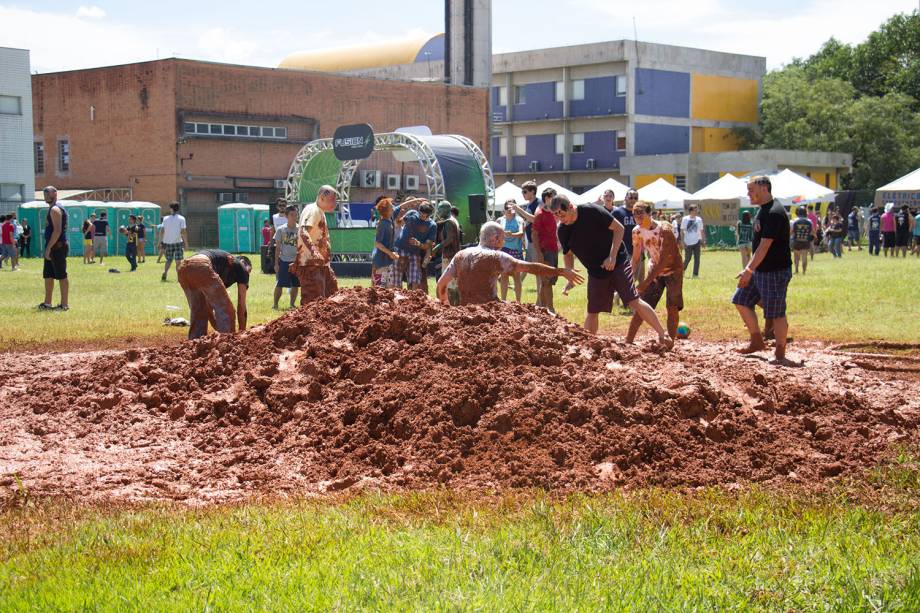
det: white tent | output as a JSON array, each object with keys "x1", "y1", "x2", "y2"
[
  {"x1": 575, "y1": 177, "x2": 632, "y2": 205},
  {"x1": 687, "y1": 173, "x2": 750, "y2": 205},
  {"x1": 765, "y1": 169, "x2": 835, "y2": 206},
  {"x1": 537, "y1": 180, "x2": 580, "y2": 203},
  {"x1": 492, "y1": 182, "x2": 524, "y2": 212},
  {"x1": 637, "y1": 178, "x2": 691, "y2": 210},
  {"x1": 875, "y1": 167, "x2": 920, "y2": 209}
]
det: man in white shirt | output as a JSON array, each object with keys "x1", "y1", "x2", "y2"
[
  {"x1": 680, "y1": 204, "x2": 705, "y2": 278},
  {"x1": 160, "y1": 202, "x2": 188, "y2": 282},
  {"x1": 271, "y1": 198, "x2": 288, "y2": 231}
]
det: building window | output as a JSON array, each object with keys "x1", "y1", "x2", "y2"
[
  {"x1": 571, "y1": 133, "x2": 585, "y2": 153},
  {"x1": 555, "y1": 134, "x2": 565, "y2": 155},
  {"x1": 183, "y1": 122, "x2": 195, "y2": 133},
  {"x1": 34, "y1": 142, "x2": 45, "y2": 174},
  {"x1": 498, "y1": 86, "x2": 508, "y2": 106},
  {"x1": 555, "y1": 81, "x2": 565, "y2": 102},
  {"x1": 513, "y1": 86, "x2": 526, "y2": 105},
  {"x1": 514, "y1": 136, "x2": 526, "y2": 156},
  {"x1": 572, "y1": 80, "x2": 585, "y2": 101},
  {"x1": 58, "y1": 139, "x2": 70, "y2": 172},
  {"x1": 0, "y1": 183, "x2": 24, "y2": 204},
  {"x1": 0, "y1": 95, "x2": 22, "y2": 115},
  {"x1": 498, "y1": 137, "x2": 508, "y2": 157},
  {"x1": 616, "y1": 134, "x2": 626, "y2": 151},
  {"x1": 210, "y1": 124, "x2": 223, "y2": 134},
  {"x1": 275, "y1": 127, "x2": 287, "y2": 138},
  {"x1": 675, "y1": 175, "x2": 687, "y2": 190},
  {"x1": 615, "y1": 75, "x2": 627, "y2": 96},
  {"x1": 184, "y1": 122, "x2": 288, "y2": 139},
  {"x1": 223, "y1": 125, "x2": 236, "y2": 135}
]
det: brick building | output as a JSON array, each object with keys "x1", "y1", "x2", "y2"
[{"x1": 32, "y1": 58, "x2": 487, "y2": 246}]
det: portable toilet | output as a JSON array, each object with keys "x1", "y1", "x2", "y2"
[
  {"x1": 16, "y1": 201, "x2": 49, "y2": 256},
  {"x1": 217, "y1": 203, "x2": 255, "y2": 253},
  {"x1": 59, "y1": 200, "x2": 87, "y2": 257},
  {"x1": 83, "y1": 201, "x2": 118, "y2": 256},
  {"x1": 109, "y1": 203, "x2": 138, "y2": 255},
  {"x1": 251, "y1": 204, "x2": 270, "y2": 250},
  {"x1": 130, "y1": 202, "x2": 162, "y2": 255}
]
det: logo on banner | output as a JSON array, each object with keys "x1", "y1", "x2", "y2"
[{"x1": 333, "y1": 124, "x2": 375, "y2": 161}]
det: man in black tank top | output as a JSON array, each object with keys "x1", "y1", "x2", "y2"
[
  {"x1": 177, "y1": 249, "x2": 252, "y2": 340},
  {"x1": 38, "y1": 186, "x2": 70, "y2": 311}
]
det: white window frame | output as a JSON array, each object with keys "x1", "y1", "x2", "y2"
[
  {"x1": 514, "y1": 136, "x2": 526, "y2": 156},
  {"x1": 184, "y1": 122, "x2": 287, "y2": 139},
  {"x1": 498, "y1": 137, "x2": 508, "y2": 157},
  {"x1": 615, "y1": 75, "x2": 627, "y2": 96},
  {"x1": 0, "y1": 95, "x2": 22, "y2": 115},
  {"x1": 498, "y1": 86, "x2": 508, "y2": 107},
  {"x1": 616, "y1": 133, "x2": 627, "y2": 152},
  {"x1": 0, "y1": 183, "x2": 24, "y2": 204},
  {"x1": 571, "y1": 133, "x2": 585, "y2": 154},
  {"x1": 513, "y1": 85, "x2": 526, "y2": 105},
  {"x1": 572, "y1": 80, "x2": 585, "y2": 101},
  {"x1": 58, "y1": 139, "x2": 70, "y2": 172},
  {"x1": 555, "y1": 81, "x2": 565, "y2": 102},
  {"x1": 34, "y1": 142, "x2": 45, "y2": 175}
]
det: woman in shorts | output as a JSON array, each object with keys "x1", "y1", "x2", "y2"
[
  {"x1": 81, "y1": 217, "x2": 95, "y2": 264},
  {"x1": 736, "y1": 210, "x2": 753, "y2": 268},
  {"x1": 497, "y1": 199, "x2": 524, "y2": 302}
]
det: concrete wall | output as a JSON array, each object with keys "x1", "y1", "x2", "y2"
[{"x1": 0, "y1": 47, "x2": 35, "y2": 214}]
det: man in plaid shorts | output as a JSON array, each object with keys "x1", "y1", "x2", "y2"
[
  {"x1": 732, "y1": 176, "x2": 793, "y2": 363},
  {"x1": 160, "y1": 202, "x2": 187, "y2": 282},
  {"x1": 395, "y1": 201, "x2": 436, "y2": 291}
]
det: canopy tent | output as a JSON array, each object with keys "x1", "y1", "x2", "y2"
[
  {"x1": 754, "y1": 169, "x2": 835, "y2": 207},
  {"x1": 492, "y1": 181, "x2": 525, "y2": 212},
  {"x1": 877, "y1": 167, "x2": 920, "y2": 192},
  {"x1": 687, "y1": 173, "x2": 750, "y2": 206},
  {"x1": 875, "y1": 167, "x2": 920, "y2": 210},
  {"x1": 637, "y1": 178, "x2": 691, "y2": 210},
  {"x1": 575, "y1": 177, "x2": 632, "y2": 205},
  {"x1": 537, "y1": 180, "x2": 580, "y2": 203},
  {"x1": 685, "y1": 174, "x2": 753, "y2": 247}
]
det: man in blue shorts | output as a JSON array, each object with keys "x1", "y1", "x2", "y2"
[
  {"x1": 273, "y1": 206, "x2": 300, "y2": 309},
  {"x1": 732, "y1": 176, "x2": 793, "y2": 363}
]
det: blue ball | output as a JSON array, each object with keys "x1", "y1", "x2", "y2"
[{"x1": 676, "y1": 322, "x2": 690, "y2": 339}]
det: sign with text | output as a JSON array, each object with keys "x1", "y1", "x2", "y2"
[{"x1": 332, "y1": 124, "x2": 375, "y2": 161}]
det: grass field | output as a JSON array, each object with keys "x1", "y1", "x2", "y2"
[{"x1": 0, "y1": 247, "x2": 917, "y2": 350}]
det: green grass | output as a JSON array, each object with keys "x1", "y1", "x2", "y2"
[
  {"x1": 1, "y1": 484, "x2": 918, "y2": 610},
  {"x1": 1, "y1": 248, "x2": 917, "y2": 349}
]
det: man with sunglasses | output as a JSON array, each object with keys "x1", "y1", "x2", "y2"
[{"x1": 551, "y1": 194, "x2": 672, "y2": 348}]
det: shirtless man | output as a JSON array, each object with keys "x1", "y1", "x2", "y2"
[
  {"x1": 625, "y1": 202, "x2": 683, "y2": 342},
  {"x1": 437, "y1": 221, "x2": 583, "y2": 306}
]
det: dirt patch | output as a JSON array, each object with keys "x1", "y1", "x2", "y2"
[{"x1": 1, "y1": 287, "x2": 918, "y2": 504}]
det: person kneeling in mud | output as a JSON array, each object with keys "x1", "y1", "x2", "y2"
[
  {"x1": 178, "y1": 249, "x2": 251, "y2": 340},
  {"x1": 436, "y1": 221, "x2": 583, "y2": 306}
]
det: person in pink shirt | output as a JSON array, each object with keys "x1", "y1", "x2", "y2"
[
  {"x1": 806, "y1": 205, "x2": 820, "y2": 260},
  {"x1": 881, "y1": 203, "x2": 897, "y2": 257}
]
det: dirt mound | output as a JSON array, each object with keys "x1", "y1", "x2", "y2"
[{"x1": 1, "y1": 287, "x2": 918, "y2": 503}]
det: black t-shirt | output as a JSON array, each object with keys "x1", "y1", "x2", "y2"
[
  {"x1": 557, "y1": 204, "x2": 629, "y2": 278},
  {"x1": 612, "y1": 206, "x2": 636, "y2": 254},
  {"x1": 199, "y1": 249, "x2": 250, "y2": 288},
  {"x1": 868, "y1": 213, "x2": 881, "y2": 233},
  {"x1": 895, "y1": 210, "x2": 911, "y2": 238},
  {"x1": 92, "y1": 219, "x2": 109, "y2": 236},
  {"x1": 752, "y1": 200, "x2": 792, "y2": 272},
  {"x1": 523, "y1": 199, "x2": 539, "y2": 242},
  {"x1": 137, "y1": 222, "x2": 146, "y2": 239},
  {"x1": 791, "y1": 218, "x2": 813, "y2": 244},
  {"x1": 125, "y1": 224, "x2": 142, "y2": 245},
  {"x1": 82, "y1": 219, "x2": 93, "y2": 240}
]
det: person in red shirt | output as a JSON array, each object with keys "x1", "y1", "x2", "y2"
[
  {"x1": 261, "y1": 219, "x2": 273, "y2": 247},
  {"x1": 0, "y1": 215, "x2": 17, "y2": 271},
  {"x1": 532, "y1": 190, "x2": 560, "y2": 312}
]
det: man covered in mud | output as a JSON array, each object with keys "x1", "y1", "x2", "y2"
[
  {"x1": 625, "y1": 201, "x2": 683, "y2": 343},
  {"x1": 436, "y1": 221, "x2": 583, "y2": 306},
  {"x1": 290, "y1": 185, "x2": 338, "y2": 305},
  {"x1": 177, "y1": 250, "x2": 251, "y2": 340},
  {"x1": 551, "y1": 194, "x2": 673, "y2": 348}
]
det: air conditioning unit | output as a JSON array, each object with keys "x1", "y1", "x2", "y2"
[
  {"x1": 529, "y1": 160, "x2": 541, "y2": 172},
  {"x1": 386, "y1": 174, "x2": 401, "y2": 190},
  {"x1": 273, "y1": 179, "x2": 286, "y2": 189},
  {"x1": 586, "y1": 158, "x2": 597, "y2": 170},
  {"x1": 217, "y1": 192, "x2": 235, "y2": 203},
  {"x1": 360, "y1": 170, "x2": 381, "y2": 188},
  {"x1": 404, "y1": 175, "x2": 419, "y2": 191}
]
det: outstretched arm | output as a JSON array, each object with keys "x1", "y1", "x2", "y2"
[
  {"x1": 513, "y1": 260, "x2": 584, "y2": 285},
  {"x1": 436, "y1": 267, "x2": 454, "y2": 304},
  {"x1": 511, "y1": 202, "x2": 536, "y2": 223}
]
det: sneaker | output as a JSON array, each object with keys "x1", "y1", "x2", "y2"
[
  {"x1": 37, "y1": 302, "x2": 54, "y2": 310},
  {"x1": 54, "y1": 304, "x2": 69, "y2": 311}
]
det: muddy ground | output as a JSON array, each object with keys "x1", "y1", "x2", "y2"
[{"x1": 1, "y1": 288, "x2": 918, "y2": 504}]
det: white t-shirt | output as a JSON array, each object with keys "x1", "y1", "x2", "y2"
[
  {"x1": 161, "y1": 213, "x2": 186, "y2": 244},
  {"x1": 680, "y1": 215, "x2": 704, "y2": 246},
  {"x1": 272, "y1": 212, "x2": 287, "y2": 230}
]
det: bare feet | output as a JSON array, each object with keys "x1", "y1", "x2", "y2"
[
  {"x1": 736, "y1": 340, "x2": 767, "y2": 355},
  {"x1": 658, "y1": 335, "x2": 674, "y2": 351}
]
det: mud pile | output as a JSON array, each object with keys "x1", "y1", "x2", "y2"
[{"x1": 1, "y1": 287, "x2": 918, "y2": 503}]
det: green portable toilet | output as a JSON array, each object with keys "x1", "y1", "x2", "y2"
[
  {"x1": 16, "y1": 201, "x2": 49, "y2": 256},
  {"x1": 251, "y1": 204, "x2": 270, "y2": 250},
  {"x1": 111, "y1": 203, "x2": 138, "y2": 256},
  {"x1": 59, "y1": 200, "x2": 87, "y2": 257},
  {"x1": 217, "y1": 203, "x2": 255, "y2": 253},
  {"x1": 83, "y1": 201, "x2": 118, "y2": 256},
  {"x1": 130, "y1": 202, "x2": 162, "y2": 256}
]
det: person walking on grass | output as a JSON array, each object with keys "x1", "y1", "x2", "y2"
[
  {"x1": 551, "y1": 195, "x2": 672, "y2": 348},
  {"x1": 826, "y1": 214, "x2": 845, "y2": 258},
  {"x1": 846, "y1": 206, "x2": 862, "y2": 251},
  {"x1": 82, "y1": 215, "x2": 95, "y2": 264},
  {"x1": 806, "y1": 205, "x2": 820, "y2": 260},
  {"x1": 732, "y1": 176, "x2": 793, "y2": 364},
  {"x1": 19, "y1": 219, "x2": 31, "y2": 258},
  {"x1": 136, "y1": 217, "x2": 147, "y2": 263},
  {"x1": 118, "y1": 215, "x2": 141, "y2": 272},
  {"x1": 436, "y1": 221, "x2": 583, "y2": 306},
  {"x1": 38, "y1": 186, "x2": 69, "y2": 311},
  {"x1": 178, "y1": 250, "x2": 250, "y2": 340},
  {"x1": 894, "y1": 204, "x2": 913, "y2": 258},
  {"x1": 680, "y1": 205, "x2": 704, "y2": 278},
  {"x1": 498, "y1": 200, "x2": 525, "y2": 302},
  {"x1": 867, "y1": 206, "x2": 882, "y2": 256},
  {"x1": 736, "y1": 210, "x2": 754, "y2": 269},
  {"x1": 160, "y1": 202, "x2": 188, "y2": 281},
  {"x1": 273, "y1": 206, "x2": 300, "y2": 309},
  {"x1": 92, "y1": 212, "x2": 109, "y2": 265},
  {"x1": 881, "y1": 203, "x2": 896, "y2": 257},
  {"x1": 11, "y1": 214, "x2": 22, "y2": 270},
  {"x1": 0, "y1": 215, "x2": 17, "y2": 271},
  {"x1": 625, "y1": 202, "x2": 683, "y2": 343},
  {"x1": 791, "y1": 206, "x2": 815, "y2": 273}
]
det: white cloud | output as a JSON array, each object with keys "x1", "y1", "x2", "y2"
[{"x1": 75, "y1": 5, "x2": 106, "y2": 20}]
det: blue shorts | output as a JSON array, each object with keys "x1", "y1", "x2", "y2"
[
  {"x1": 732, "y1": 268, "x2": 792, "y2": 320},
  {"x1": 847, "y1": 229, "x2": 860, "y2": 241},
  {"x1": 398, "y1": 250, "x2": 422, "y2": 286},
  {"x1": 275, "y1": 260, "x2": 300, "y2": 288}
]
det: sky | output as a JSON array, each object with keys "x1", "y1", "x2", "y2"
[{"x1": 2, "y1": 0, "x2": 917, "y2": 74}]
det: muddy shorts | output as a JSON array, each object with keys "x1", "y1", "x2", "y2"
[
  {"x1": 177, "y1": 256, "x2": 235, "y2": 340},
  {"x1": 294, "y1": 263, "x2": 338, "y2": 305},
  {"x1": 587, "y1": 261, "x2": 639, "y2": 314},
  {"x1": 164, "y1": 242, "x2": 184, "y2": 262},
  {"x1": 42, "y1": 242, "x2": 68, "y2": 280},
  {"x1": 732, "y1": 268, "x2": 792, "y2": 320},
  {"x1": 641, "y1": 273, "x2": 683, "y2": 311},
  {"x1": 398, "y1": 250, "x2": 422, "y2": 286},
  {"x1": 542, "y1": 250, "x2": 558, "y2": 286}
]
